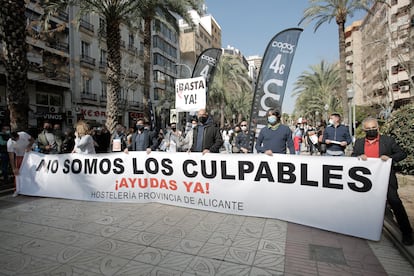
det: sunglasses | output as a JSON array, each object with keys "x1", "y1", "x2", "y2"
[{"x1": 240, "y1": 124, "x2": 247, "y2": 126}]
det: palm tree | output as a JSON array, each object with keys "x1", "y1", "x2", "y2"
[
  {"x1": 299, "y1": 0, "x2": 376, "y2": 124},
  {"x1": 293, "y1": 60, "x2": 341, "y2": 121},
  {"x1": 208, "y1": 55, "x2": 252, "y2": 128},
  {"x1": 0, "y1": 0, "x2": 30, "y2": 131},
  {"x1": 45, "y1": 0, "x2": 201, "y2": 132}
]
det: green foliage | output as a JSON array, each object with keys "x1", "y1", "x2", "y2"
[
  {"x1": 354, "y1": 105, "x2": 378, "y2": 139},
  {"x1": 381, "y1": 104, "x2": 414, "y2": 175}
]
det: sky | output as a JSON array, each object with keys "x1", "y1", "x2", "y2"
[{"x1": 205, "y1": 0, "x2": 365, "y2": 114}]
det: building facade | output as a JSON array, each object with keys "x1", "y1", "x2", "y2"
[
  {"x1": 0, "y1": 1, "x2": 192, "y2": 133},
  {"x1": 345, "y1": 0, "x2": 413, "y2": 112},
  {"x1": 179, "y1": 5, "x2": 222, "y2": 71}
]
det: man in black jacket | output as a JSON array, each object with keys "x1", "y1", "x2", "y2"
[
  {"x1": 126, "y1": 119, "x2": 158, "y2": 154},
  {"x1": 191, "y1": 108, "x2": 223, "y2": 154},
  {"x1": 352, "y1": 117, "x2": 412, "y2": 246}
]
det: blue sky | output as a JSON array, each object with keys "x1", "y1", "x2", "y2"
[{"x1": 205, "y1": 0, "x2": 365, "y2": 114}]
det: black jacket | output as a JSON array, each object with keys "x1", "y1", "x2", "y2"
[
  {"x1": 352, "y1": 135, "x2": 407, "y2": 189},
  {"x1": 129, "y1": 129, "x2": 158, "y2": 151},
  {"x1": 191, "y1": 117, "x2": 223, "y2": 153}
]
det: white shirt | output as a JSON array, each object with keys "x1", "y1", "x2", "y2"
[
  {"x1": 73, "y1": 135, "x2": 96, "y2": 154},
  {"x1": 7, "y1": 131, "x2": 32, "y2": 156}
]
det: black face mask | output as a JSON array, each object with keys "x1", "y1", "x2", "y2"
[
  {"x1": 171, "y1": 128, "x2": 176, "y2": 131},
  {"x1": 198, "y1": 116, "x2": 208, "y2": 124},
  {"x1": 365, "y1": 129, "x2": 378, "y2": 140},
  {"x1": 136, "y1": 125, "x2": 144, "y2": 131}
]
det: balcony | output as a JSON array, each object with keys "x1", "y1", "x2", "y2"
[
  {"x1": 80, "y1": 55, "x2": 96, "y2": 67},
  {"x1": 81, "y1": 92, "x2": 97, "y2": 101},
  {"x1": 44, "y1": 70, "x2": 70, "y2": 83},
  {"x1": 128, "y1": 45, "x2": 138, "y2": 54},
  {"x1": 100, "y1": 95, "x2": 107, "y2": 102},
  {"x1": 99, "y1": 61, "x2": 107, "y2": 71},
  {"x1": 130, "y1": 101, "x2": 144, "y2": 109},
  {"x1": 47, "y1": 41, "x2": 69, "y2": 53},
  {"x1": 56, "y1": 11, "x2": 68, "y2": 21},
  {"x1": 80, "y1": 19, "x2": 94, "y2": 33}
]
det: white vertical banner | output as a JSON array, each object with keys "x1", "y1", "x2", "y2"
[{"x1": 175, "y1": 76, "x2": 206, "y2": 112}]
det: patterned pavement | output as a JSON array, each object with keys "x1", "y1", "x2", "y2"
[{"x1": 0, "y1": 195, "x2": 413, "y2": 276}]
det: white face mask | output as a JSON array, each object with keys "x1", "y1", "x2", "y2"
[
  {"x1": 191, "y1": 124, "x2": 197, "y2": 129},
  {"x1": 241, "y1": 126, "x2": 247, "y2": 131},
  {"x1": 329, "y1": 119, "x2": 334, "y2": 125}
]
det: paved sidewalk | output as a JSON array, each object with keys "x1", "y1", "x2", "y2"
[{"x1": 0, "y1": 195, "x2": 413, "y2": 275}]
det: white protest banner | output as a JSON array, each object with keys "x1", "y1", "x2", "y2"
[
  {"x1": 175, "y1": 76, "x2": 206, "y2": 112},
  {"x1": 18, "y1": 152, "x2": 391, "y2": 241}
]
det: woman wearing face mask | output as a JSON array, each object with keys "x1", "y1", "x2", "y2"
[
  {"x1": 255, "y1": 109, "x2": 295, "y2": 156},
  {"x1": 235, "y1": 121, "x2": 251, "y2": 153},
  {"x1": 72, "y1": 121, "x2": 96, "y2": 154},
  {"x1": 351, "y1": 117, "x2": 413, "y2": 246}
]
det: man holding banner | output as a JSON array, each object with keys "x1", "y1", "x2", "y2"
[
  {"x1": 352, "y1": 117, "x2": 413, "y2": 245},
  {"x1": 255, "y1": 109, "x2": 294, "y2": 155},
  {"x1": 191, "y1": 108, "x2": 223, "y2": 154}
]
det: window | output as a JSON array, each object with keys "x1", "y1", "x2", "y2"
[
  {"x1": 101, "y1": 81, "x2": 107, "y2": 97},
  {"x1": 81, "y1": 41, "x2": 90, "y2": 57},
  {"x1": 36, "y1": 93, "x2": 49, "y2": 105},
  {"x1": 128, "y1": 33, "x2": 134, "y2": 47},
  {"x1": 82, "y1": 77, "x2": 92, "y2": 93},
  {"x1": 35, "y1": 93, "x2": 63, "y2": 106},
  {"x1": 100, "y1": 49, "x2": 107, "y2": 66},
  {"x1": 49, "y1": 94, "x2": 62, "y2": 106}
]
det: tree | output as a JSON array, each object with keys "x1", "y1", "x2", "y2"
[
  {"x1": 293, "y1": 60, "x2": 341, "y2": 121},
  {"x1": 299, "y1": 0, "x2": 376, "y2": 125},
  {"x1": 45, "y1": 0, "x2": 201, "y2": 132},
  {"x1": 208, "y1": 55, "x2": 253, "y2": 128},
  {"x1": 0, "y1": 0, "x2": 30, "y2": 131},
  {"x1": 135, "y1": 0, "x2": 202, "y2": 123}
]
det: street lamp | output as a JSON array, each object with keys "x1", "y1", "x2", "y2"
[
  {"x1": 175, "y1": 63, "x2": 192, "y2": 78},
  {"x1": 347, "y1": 88, "x2": 355, "y2": 139}
]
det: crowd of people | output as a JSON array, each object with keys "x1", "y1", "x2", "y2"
[{"x1": 1, "y1": 107, "x2": 412, "y2": 245}]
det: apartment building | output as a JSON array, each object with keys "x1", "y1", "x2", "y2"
[
  {"x1": 246, "y1": 55, "x2": 262, "y2": 89},
  {"x1": 345, "y1": 0, "x2": 413, "y2": 111},
  {"x1": 0, "y1": 2, "x2": 184, "y2": 131},
  {"x1": 179, "y1": 5, "x2": 222, "y2": 71}
]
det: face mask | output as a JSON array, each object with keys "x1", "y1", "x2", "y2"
[
  {"x1": 328, "y1": 119, "x2": 334, "y2": 125},
  {"x1": 191, "y1": 124, "x2": 197, "y2": 129},
  {"x1": 241, "y1": 126, "x2": 247, "y2": 131},
  {"x1": 365, "y1": 129, "x2": 378, "y2": 140},
  {"x1": 171, "y1": 128, "x2": 176, "y2": 131},
  {"x1": 198, "y1": 116, "x2": 208, "y2": 124},
  {"x1": 268, "y1": 116, "x2": 277, "y2": 125}
]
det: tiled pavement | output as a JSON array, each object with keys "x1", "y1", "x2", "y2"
[{"x1": 0, "y1": 195, "x2": 413, "y2": 276}]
